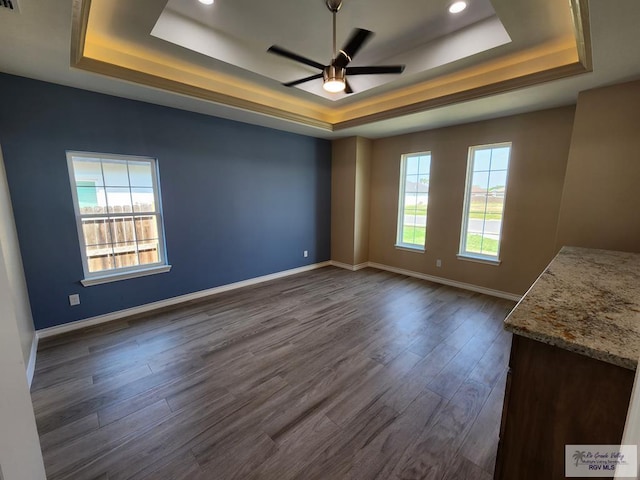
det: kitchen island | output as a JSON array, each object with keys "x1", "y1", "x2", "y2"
[{"x1": 494, "y1": 246, "x2": 640, "y2": 480}]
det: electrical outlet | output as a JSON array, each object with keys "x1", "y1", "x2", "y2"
[
  {"x1": 303, "y1": 250, "x2": 309, "y2": 258},
  {"x1": 436, "y1": 259, "x2": 442, "y2": 267},
  {"x1": 69, "y1": 294, "x2": 80, "y2": 306}
]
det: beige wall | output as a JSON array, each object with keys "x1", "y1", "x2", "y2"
[
  {"x1": 331, "y1": 136, "x2": 372, "y2": 266},
  {"x1": 368, "y1": 107, "x2": 575, "y2": 295},
  {"x1": 354, "y1": 137, "x2": 372, "y2": 266},
  {"x1": 0, "y1": 146, "x2": 36, "y2": 369},
  {"x1": 331, "y1": 137, "x2": 357, "y2": 265},
  {"x1": 556, "y1": 79, "x2": 640, "y2": 252}
]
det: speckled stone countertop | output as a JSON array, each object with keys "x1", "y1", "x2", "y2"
[{"x1": 504, "y1": 246, "x2": 640, "y2": 370}]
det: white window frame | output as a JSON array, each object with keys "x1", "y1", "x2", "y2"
[
  {"x1": 458, "y1": 142, "x2": 511, "y2": 265},
  {"x1": 395, "y1": 151, "x2": 432, "y2": 252},
  {"x1": 67, "y1": 151, "x2": 171, "y2": 286}
]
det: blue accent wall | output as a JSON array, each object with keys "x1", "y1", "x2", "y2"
[{"x1": 0, "y1": 73, "x2": 331, "y2": 330}]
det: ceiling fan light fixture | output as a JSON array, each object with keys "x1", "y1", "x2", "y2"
[
  {"x1": 323, "y1": 66, "x2": 346, "y2": 93},
  {"x1": 448, "y1": 1, "x2": 467, "y2": 13}
]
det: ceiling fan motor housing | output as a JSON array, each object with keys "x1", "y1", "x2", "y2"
[{"x1": 323, "y1": 65, "x2": 346, "y2": 83}]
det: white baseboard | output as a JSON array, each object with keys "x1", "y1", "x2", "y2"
[
  {"x1": 37, "y1": 261, "x2": 331, "y2": 339},
  {"x1": 329, "y1": 260, "x2": 369, "y2": 271},
  {"x1": 367, "y1": 262, "x2": 522, "y2": 301},
  {"x1": 26, "y1": 333, "x2": 38, "y2": 388},
  {"x1": 35, "y1": 258, "x2": 520, "y2": 341}
]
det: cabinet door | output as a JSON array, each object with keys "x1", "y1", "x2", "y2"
[{"x1": 495, "y1": 336, "x2": 634, "y2": 480}]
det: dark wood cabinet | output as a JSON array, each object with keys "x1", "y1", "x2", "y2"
[{"x1": 494, "y1": 335, "x2": 635, "y2": 480}]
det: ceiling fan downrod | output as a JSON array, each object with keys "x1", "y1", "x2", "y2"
[{"x1": 326, "y1": 0, "x2": 343, "y2": 61}]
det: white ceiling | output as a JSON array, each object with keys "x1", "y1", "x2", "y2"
[{"x1": 0, "y1": 0, "x2": 639, "y2": 139}]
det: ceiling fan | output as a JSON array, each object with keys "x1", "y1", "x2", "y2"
[{"x1": 267, "y1": 0, "x2": 405, "y2": 94}]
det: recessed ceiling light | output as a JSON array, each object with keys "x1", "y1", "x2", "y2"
[
  {"x1": 449, "y1": 1, "x2": 467, "y2": 13},
  {"x1": 199, "y1": 0, "x2": 214, "y2": 5}
]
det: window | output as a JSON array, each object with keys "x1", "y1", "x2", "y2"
[
  {"x1": 396, "y1": 152, "x2": 431, "y2": 250},
  {"x1": 67, "y1": 152, "x2": 170, "y2": 286},
  {"x1": 459, "y1": 143, "x2": 511, "y2": 263}
]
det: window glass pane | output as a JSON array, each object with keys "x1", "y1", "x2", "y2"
[
  {"x1": 128, "y1": 161, "x2": 154, "y2": 187},
  {"x1": 134, "y1": 216, "x2": 159, "y2": 241},
  {"x1": 77, "y1": 182, "x2": 97, "y2": 205},
  {"x1": 418, "y1": 174, "x2": 430, "y2": 189},
  {"x1": 465, "y1": 233, "x2": 483, "y2": 253},
  {"x1": 405, "y1": 174, "x2": 420, "y2": 194},
  {"x1": 82, "y1": 218, "x2": 112, "y2": 246},
  {"x1": 466, "y1": 216, "x2": 484, "y2": 235},
  {"x1": 113, "y1": 242, "x2": 139, "y2": 268},
  {"x1": 474, "y1": 149, "x2": 492, "y2": 171},
  {"x1": 106, "y1": 187, "x2": 132, "y2": 213},
  {"x1": 404, "y1": 193, "x2": 418, "y2": 211},
  {"x1": 418, "y1": 155, "x2": 431, "y2": 175},
  {"x1": 471, "y1": 171, "x2": 489, "y2": 191},
  {"x1": 403, "y1": 225, "x2": 425, "y2": 245},
  {"x1": 76, "y1": 186, "x2": 107, "y2": 215},
  {"x1": 102, "y1": 160, "x2": 129, "y2": 187},
  {"x1": 469, "y1": 193, "x2": 488, "y2": 217},
  {"x1": 488, "y1": 170, "x2": 507, "y2": 190},
  {"x1": 406, "y1": 156, "x2": 419, "y2": 175},
  {"x1": 416, "y1": 195, "x2": 428, "y2": 215},
  {"x1": 73, "y1": 159, "x2": 104, "y2": 187},
  {"x1": 481, "y1": 233, "x2": 500, "y2": 256},
  {"x1": 86, "y1": 244, "x2": 115, "y2": 273},
  {"x1": 483, "y1": 219, "x2": 502, "y2": 238},
  {"x1": 132, "y1": 188, "x2": 155, "y2": 213},
  {"x1": 77, "y1": 185, "x2": 107, "y2": 214},
  {"x1": 139, "y1": 241, "x2": 160, "y2": 265},
  {"x1": 490, "y1": 148, "x2": 510, "y2": 170},
  {"x1": 486, "y1": 196, "x2": 505, "y2": 220},
  {"x1": 109, "y1": 217, "x2": 135, "y2": 244}
]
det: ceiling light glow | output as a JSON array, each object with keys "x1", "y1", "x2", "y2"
[
  {"x1": 323, "y1": 79, "x2": 345, "y2": 93},
  {"x1": 449, "y1": 1, "x2": 467, "y2": 13},
  {"x1": 199, "y1": 0, "x2": 214, "y2": 5}
]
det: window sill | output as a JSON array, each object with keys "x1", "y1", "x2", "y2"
[
  {"x1": 456, "y1": 254, "x2": 501, "y2": 266},
  {"x1": 81, "y1": 265, "x2": 172, "y2": 287},
  {"x1": 395, "y1": 244, "x2": 425, "y2": 253}
]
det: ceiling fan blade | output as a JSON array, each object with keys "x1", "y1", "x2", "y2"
[
  {"x1": 268, "y1": 46, "x2": 326, "y2": 71},
  {"x1": 346, "y1": 65, "x2": 406, "y2": 75},
  {"x1": 333, "y1": 28, "x2": 373, "y2": 69},
  {"x1": 344, "y1": 79, "x2": 354, "y2": 94},
  {"x1": 282, "y1": 73, "x2": 324, "y2": 87}
]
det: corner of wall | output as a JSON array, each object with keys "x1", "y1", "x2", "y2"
[
  {"x1": 0, "y1": 145, "x2": 38, "y2": 378},
  {"x1": 555, "y1": 79, "x2": 640, "y2": 253}
]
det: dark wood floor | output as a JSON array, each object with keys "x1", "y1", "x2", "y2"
[{"x1": 31, "y1": 267, "x2": 515, "y2": 480}]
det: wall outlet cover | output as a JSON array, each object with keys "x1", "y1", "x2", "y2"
[{"x1": 69, "y1": 294, "x2": 80, "y2": 306}]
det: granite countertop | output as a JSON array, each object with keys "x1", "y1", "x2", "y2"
[{"x1": 504, "y1": 246, "x2": 640, "y2": 370}]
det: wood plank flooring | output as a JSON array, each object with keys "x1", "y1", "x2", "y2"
[{"x1": 31, "y1": 267, "x2": 515, "y2": 480}]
